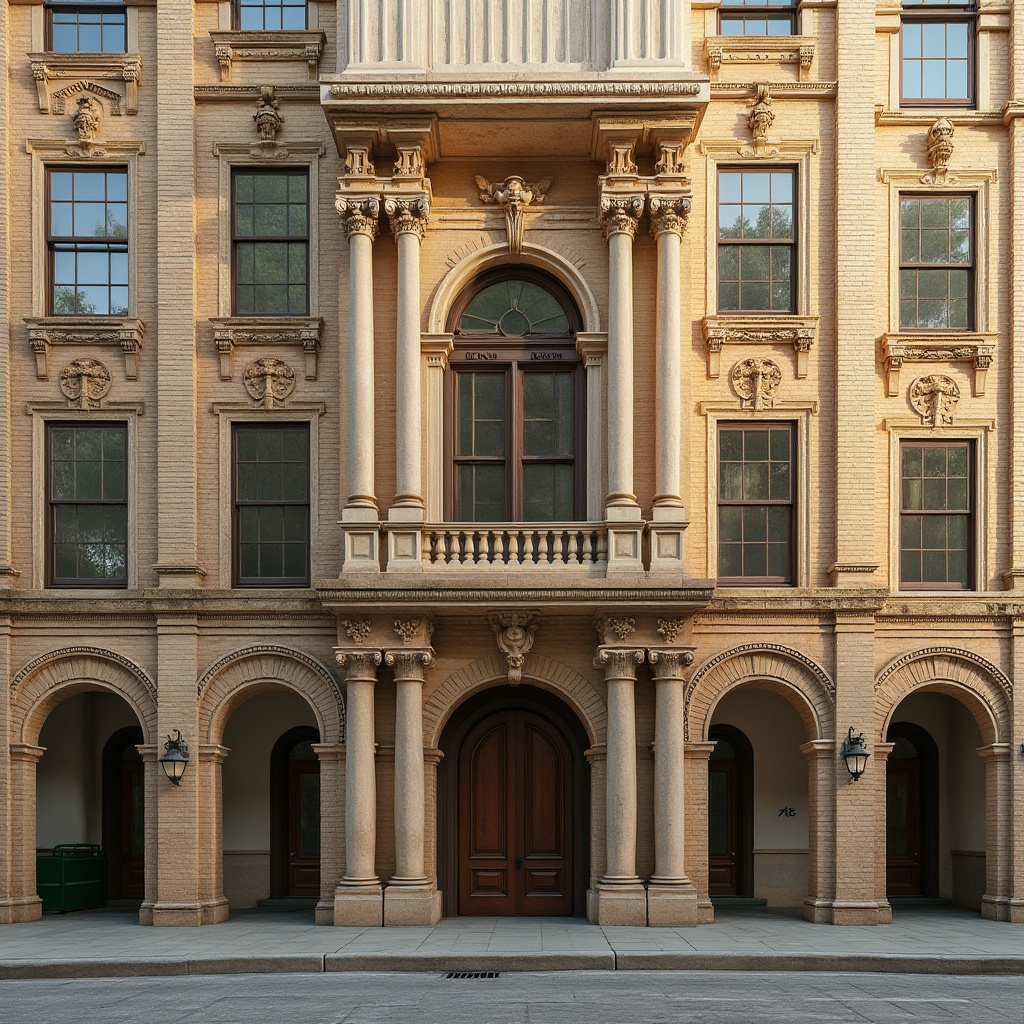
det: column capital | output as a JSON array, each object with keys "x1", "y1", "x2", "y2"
[
  {"x1": 599, "y1": 193, "x2": 644, "y2": 240},
  {"x1": 648, "y1": 647, "x2": 696, "y2": 678},
  {"x1": 385, "y1": 194, "x2": 430, "y2": 241},
  {"x1": 594, "y1": 645, "x2": 645, "y2": 678},
  {"x1": 648, "y1": 194, "x2": 692, "y2": 240},
  {"x1": 335, "y1": 647, "x2": 382, "y2": 679},
  {"x1": 336, "y1": 195, "x2": 381, "y2": 240},
  {"x1": 384, "y1": 647, "x2": 435, "y2": 679}
]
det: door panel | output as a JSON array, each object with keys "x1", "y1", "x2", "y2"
[
  {"x1": 708, "y1": 760, "x2": 738, "y2": 896},
  {"x1": 287, "y1": 761, "x2": 320, "y2": 898},
  {"x1": 119, "y1": 759, "x2": 145, "y2": 898},
  {"x1": 886, "y1": 759, "x2": 921, "y2": 895},
  {"x1": 458, "y1": 709, "x2": 573, "y2": 916}
]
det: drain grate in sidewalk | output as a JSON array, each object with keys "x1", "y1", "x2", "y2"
[{"x1": 444, "y1": 971, "x2": 500, "y2": 980}]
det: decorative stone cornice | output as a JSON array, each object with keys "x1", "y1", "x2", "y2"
[
  {"x1": 882, "y1": 332, "x2": 996, "y2": 397},
  {"x1": 599, "y1": 194, "x2": 644, "y2": 239},
  {"x1": 336, "y1": 196, "x2": 381, "y2": 240},
  {"x1": 702, "y1": 315, "x2": 818, "y2": 379},
  {"x1": 29, "y1": 53, "x2": 142, "y2": 115},
  {"x1": 208, "y1": 30, "x2": 325, "y2": 83},
  {"x1": 703, "y1": 36, "x2": 816, "y2": 81},
  {"x1": 384, "y1": 194, "x2": 430, "y2": 241},
  {"x1": 383, "y1": 648, "x2": 435, "y2": 680},
  {"x1": 210, "y1": 316, "x2": 323, "y2": 382},
  {"x1": 647, "y1": 194, "x2": 692, "y2": 239},
  {"x1": 25, "y1": 316, "x2": 145, "y2": 381},
  {"x1": 327, "y1": 81, "x2": 705, "y2": 101},
  {"x1": 593, "y1": 646, "x2": 645, "y2": 678}
]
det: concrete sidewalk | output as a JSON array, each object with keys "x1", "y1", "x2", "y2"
[{"x1": 0, "y1": 906, "x2": 1021, "y2": 980}]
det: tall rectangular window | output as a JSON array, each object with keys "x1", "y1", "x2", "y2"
[
  {"x1": 48, "y1": 423, "x2": 127, "y2": 587},
  {"x1": 236, "y1": 0, "x2": 306, "y2": 30},
  {"x1": 48, "y1": 168, "x2": 128, "y2": 316},
  {"x1": 899, "y1": 195, "x2": 972, "y2": 329},
  {"x1": 900, "y1": 441, "x2": 972, "y2": 589},
  {"x1": 719, "y1": 0, "x2": 796, "y2": 35},
  {"x1": 232, "y1": 170, "x2": 309, "y2": 316},
  {"x1": 46, "y1": 0, "x2": 127, "y2": 53},
  {"x1": 233, "y1": 424, "x2": 310, "y2": 587},
  {"x1": 901, "y1": 1, "x2": 974, "y2": 105},
  {"x1": 718, "y1": 424, "x2": 794, "y2": 584},
  {"x1": 718, "y1": 169, "x2": 795, "y2": 313}
]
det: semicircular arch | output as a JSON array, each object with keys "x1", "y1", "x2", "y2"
[
  {"x1": 424, "y1": 654, "x2": 605, "y2": 748},
  {"x1": 685, "y1": 643, "x2": 835, "y2": 742},
  {"x1": 197, "y1": 645, "x2": 345, "y2": 745},
  {"x1": 874, "y1": 647, "x2": 1011, "y2": 746},
  {"x1": 10, "y1": 646, "x2": 157, "y2": 746},
  {"x1": 427, "y1": 242, "x2": 602, "y2": 335}
]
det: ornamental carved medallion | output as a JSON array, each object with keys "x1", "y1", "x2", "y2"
[
  {"x1": 909, "y1": 374, "x2": 960, "y2": 426},
  {"x1": 59, "y1": 357, "x2": 111, "y2": 408},
  {"x1": 243, "y1": 357, "x2": 295, "y2": 408},
  {"x1": 731, "y1": 357, "x2": 782, "y2": 410}
]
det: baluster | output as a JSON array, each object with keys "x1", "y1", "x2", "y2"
[
  {"x1": 582, "y1": 531, "x2": 593, "y2": 563},
  {"x1": 596, "y1": 530, "x2": 608, "y2": 562},
  {"x1": 566, "y1": 530, "x2": 580, "y2": 565},
  {"x1": 501, "y1": 530, "x2": 510, "y2": 565},
  {"x1": 526, "y1": 531, "x2": 537, "y2": 565},
  {"x1": 553, "y1": 530, "x2": 564, "y2": 564}
]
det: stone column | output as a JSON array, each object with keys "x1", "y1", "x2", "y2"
[
  {"x1": 647, "y1": 647, "x2": 699, "y2": 925},
  {"x1": 801, "y1": 739, "x2": 836, "y2": 923},
  {"x1": 1, "y1": 745, "x2": 44, "y2": 923},
  {"x1": 336, "y1": 195, "x2": 382, "y2": 571},
  {"x1": 684, "y1": 741, "x2": 717, "y2": 924},
  {"x1": 383, "y1": 647, "x2": 441, "y2": 925},
  {"x1": 589, "y1": 646, "x2": 646, "y2": 925},
  {"x1": 978, "y1": 743, "x2": 1013, "y2": 921},
  {"x1": 312, "y1": 743, "x2": 345, "y2": 925},
  {"x1": 334, "y1": 648, "x2": 383, "y2": 925}
]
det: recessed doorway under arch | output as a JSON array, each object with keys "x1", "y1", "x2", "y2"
[{"x1": 437, "y1": 684, "x2": 590, "y2": 918}]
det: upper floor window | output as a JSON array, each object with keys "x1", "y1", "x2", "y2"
[
  {"x1": 717, "y1": 423, "x2": 795, "y2": 584},
  {"x1": 236, "y1": 0, "x2": 307, "y2": 30},
  {"x1": 899, "y1": 194, "x2": 972, "y2": 329},
  {"x1": 718, "y1": 168, "x2": 795, "y2": 314},
  {"x1": 233, "y1": 423, "x2": 310, "y2": 586},
  {"x1": 48, "y1": 423, "x2": 127, "y2": 587},
  {"x1": 447, "y1": 273, "x2": 583, "y2": 523},
  {"x1": 901, "y1": 1, "x2": 974, "y2": 106},
  {"x1": 719, "y1": 0, "x2": 796, "y2": 36},
  {"x1": 46, "y1": 0, "x2": 127, "y2": 53},
  {"x1": 48, "y1": 168, "x2": 128, "y2": 316},
  {"x1": 232, "y1": 169, "x2": 309, "y2": 316},
  {"x1": 899, "y1": 441, "x2": 972, "y2": 589}
]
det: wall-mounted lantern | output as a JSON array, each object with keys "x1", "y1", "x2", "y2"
[
  {"x1": 159, "y1": 729, "x2": 190, "y2": 786},
  {"x1": 841, "y1": 727, "x2": 869, "y2": 781}
]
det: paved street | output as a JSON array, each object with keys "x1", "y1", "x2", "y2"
[{"x1": 1, "y1": 970, "x2": 1023, "y2": 1024}]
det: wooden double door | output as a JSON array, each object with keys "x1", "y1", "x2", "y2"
[{"x1": 457, "y1": 708, "x2": 574, "y2": 916}]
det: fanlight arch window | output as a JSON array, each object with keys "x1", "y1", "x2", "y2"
[{"x1": 446, "y1": 271, "x2": 584, "y2": 523}]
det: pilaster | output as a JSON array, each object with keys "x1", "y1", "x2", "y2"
[
  {"x1": 978, "y1": 743, "x2": 1013, "y2": 921},
  {"x1": 312, "y1": 743, "x2": 345, "y2": 925},
  {"x1": 0, "y1": 744, "x2": 44, "y2": 924},
  {"x1": 801, "y1": 739, "x2": 837, "y2": 923},
  {"x1": 196, "y1": 744, "x2": 230, "y2": 925},
  {"x1": 0, "y1": 0, "x2": 13, "y2": 587},
  {"x1": 684, "y1": 741, "x2": 716, "y2": 925},
  {"x1": 1011, "y1": 617, "x2": 1024, "y2": 921}
]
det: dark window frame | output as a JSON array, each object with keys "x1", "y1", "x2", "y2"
[
  {"x1": 444, "y1": 270, "x2": 585, "y2": 523},
  {"x1": 899, "y1": 2, "x2": 976, "y2": 108},
  {"x1": 717, "y1": 166, "x2": 797, "y2": 315},
  {"x1": 233, "y1": 0, "x2": 308, "y2": 31},
  {"x1": 718, "y1": 0, "x2": 797, "y2": 36},
  {"x1": 898, "y1": 192, "x2": 974, "y2": 331},
  {"x1": 231, "y1": 422, "x2": 311, "y2": 588},
  {"x1": 45, "y1": 0, "x2": 127, "y2": 54},
  {"x1": 231, "y1": 168, "x2": 310, "y2": 317},
  {"x1": 46, "y1": 166, "x2": 130, "y2": 318},
  {"x1": 898, "y1": 439, "x2": 974, "y2": 591},
  {"x1": 716, "y1": 421, "x2": 796, "y2": 586},
  {"x1": 46, "y1": 421, "x2": 128, "y2": 589}
]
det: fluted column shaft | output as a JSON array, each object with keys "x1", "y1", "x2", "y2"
[
  {"x1": 337, "y1": 649, "x2": 381, "y2": 884},
  {"x1": 387, "y1": 196, "x2": 429, "y2": 511},
  {"x1": 649, "y1": 647, "x2": 695, "y2": 883},
  {"x1": 595, "y1": 646, "x2": 644, "y2": 882},
  {"x1": 385, "y1": 648, "x2": 433, "y2": 883}
]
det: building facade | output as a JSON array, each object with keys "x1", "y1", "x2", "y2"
[{"x1": 0, "y1": 0, "x2": 1022, "y2": 928}]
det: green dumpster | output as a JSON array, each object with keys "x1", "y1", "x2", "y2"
[{"x1": 36, "y1": 844, "x2": 106, "y2": 913}]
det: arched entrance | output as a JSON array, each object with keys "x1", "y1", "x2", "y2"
[
  {"x1": 438, "y1": 685, "x2": 589, "y2": 917},
  {"x1": 708, "y1": 724, "x2": 753, "y2": 898},
  {"x1": 270, "y1": 726, "x2": 321, "y2": 899},
  {"x1": 885, "y1": 721, "x2": 939, "y2": 898}
]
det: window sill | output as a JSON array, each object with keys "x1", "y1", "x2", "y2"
[
  {"x1": 28, "y1": 52, "x2": 142, "y2": 115},
  {"x1": 882, "y1": 330, "x2": 997, "y2": 397},
  {"x1": 210, "y1": 316, "x2": 323, "y2": 384},
  {"x1": 704, "y1": 35, "x2": 815, "y2": 81},
  {"x1": 25, "y1": 316, "x2": 145, "y2": 381},
  {"x1": 702, "y1": 314, "x2": 818, "y2": 379},
  {"x1": 208, "y1": 30, "x2": 326, "y2": 83}
]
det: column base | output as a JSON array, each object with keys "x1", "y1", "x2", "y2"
[
  {"x1": 982, "y1": 894, "x2": 1011, "y2": 921},
  {"x1": 0, "y1": 896, "x2": 42, "y2": 924},
  {"x1": 1005, "y1": 898, "x2": 1024, "y2": 924},
  {"x1": 151, "y1": 898, "x2": 229, "y2": 926},
  {"x1": 695, "y1": 898, "x2": 715, "y2": 924},
  {"x1": 587, "y1": 882, "x2": 647, "y2": 926},
  {"x1": 315, "y1": 899, "x2": 335, "y2": 925},
  {"x1": 646, "y1": 882, "x2": 700, "y2": 927},
  {"x1": 812, "y1": 899, "x2": 892, "y2": 925},
  {"x1": 334, "y1": 883, "x2": 383, "y2": 926},
  {"x1": 340, "y1": 507, "x2": 382, "y2": 574},
  {"x1": 383, "y1": 884, "x2": 442, "y2": 926}
]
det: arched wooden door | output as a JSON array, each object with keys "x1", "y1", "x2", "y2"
[{"x1": 457, "y1": 708, "x2": 574, "y2": 916}]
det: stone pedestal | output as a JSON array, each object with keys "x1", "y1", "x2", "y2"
[
  {"x1": 383, "y1": 885, "x2": 442, "y2": 926},
  {"x1": 587, "y1": 883, "x2": 648, "y2": 926},
  {"x1": 333, "y1": 884, "x2": 384, "y2": 927}
]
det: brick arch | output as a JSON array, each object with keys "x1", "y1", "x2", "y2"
[
  {"x1": 197, "y1": 645, "x2": 345, "y2": 745},
  {"x1": 424, "y1": 654, "x2": 605, "y2": 748},
  {"x1": 10, "y1": 646, "x2": 157, "y2": 746},
  {"x1": 685, "y1": 644, "x2": 835, "y2": 742},
  {"x1": 874, "y1": 647, "x2": 1011, "y2": 746}
]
